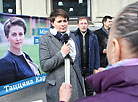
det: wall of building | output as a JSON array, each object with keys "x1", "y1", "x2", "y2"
[
  {"x1": 15, "y1": 0, "x2": 138, "y2": 28},
  {"x1": 0, "y1": 0, "x2": 3, "y2": 13},
  {"x1": 91, "y1": 0, "x2": 138, "y2": 27},
  {"x1": 16, "y1": 0, "x2": 51, "y2": 17}
]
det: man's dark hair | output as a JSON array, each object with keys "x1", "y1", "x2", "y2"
[
  {"x1": 102, "y1": 16, "x2": 112, "y2": 23},
  {"x1": 50, "y1": 9, "x2": 69, "y2": 23}
]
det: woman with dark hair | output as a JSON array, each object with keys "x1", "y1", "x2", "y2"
[
  {"x1": 0, "y1": 17, "x2": 40, "y2": 86},
  {"x1": 39, "y1": 9, "x2": 84, "y2": 102},
  {"x1": 59, "y1": 1, "x2": 138, "y2": 102}
]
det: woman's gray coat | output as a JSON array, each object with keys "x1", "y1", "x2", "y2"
[{"x1": 39, "y1": 31, "x2": 84, "y2": 102}]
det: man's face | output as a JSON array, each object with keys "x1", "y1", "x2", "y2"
[
  {"x1": 103, "y1": 18, "x2": 112, "y2": 29},
  {"x1": 78, "y1": 19, "x2": 88, "y2": 33},
  {"x1": 51, "y1": 16, "x2": 68, "y2": 33}
]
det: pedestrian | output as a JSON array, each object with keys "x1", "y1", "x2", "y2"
[
  {"x1": 74, "y1": 17, "x2": 100, "y2": 96},
  {"x1": 39, "y1": 9, "x2": 84, "y2": 102},
  {"x1": 94, "y1": 16, "x2": 112, "y2": 67}
]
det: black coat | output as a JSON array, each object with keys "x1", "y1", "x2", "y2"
[{"x1": 94, "y1": 28, "x2": 108, "y2": 67}]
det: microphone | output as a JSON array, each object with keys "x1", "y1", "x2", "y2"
[
  {"x1": 62, "y1": 34, "x2": 70, "y2": 58},
  {"x1": 63, "y1": 33, "x2": 69, "y2": 44}
]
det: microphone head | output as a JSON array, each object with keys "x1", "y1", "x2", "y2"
[{"x1": 63, "y1": 33, "x2": 69, "y2": 43}]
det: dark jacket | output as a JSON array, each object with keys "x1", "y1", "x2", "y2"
[
  {"x1": 74, "y1": 28, "x2": 100, "y2": 73},
  {"x1": 0, "y1": 51, "x2": 35, "y2": 86},
  {"x1": 75, "y1": 65, "x2": 138, "y2": 102},
  {"x1": 94, "y1": 28, "x2": 108, "y2": 67}
]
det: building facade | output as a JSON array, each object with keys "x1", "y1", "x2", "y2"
[{"x1": 0, "y1": 0, "x2": 137, "y2": 30}]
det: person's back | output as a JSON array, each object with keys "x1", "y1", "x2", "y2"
[
  {"x1": 76, "y1": 2, "x2": 138, "y2": 102},
  {"x1": 75, "y1": 65, "x2": 138, "y2": 102},
  {"x1": 59, "y1": 1, "x2": 138, "y2": 102}
]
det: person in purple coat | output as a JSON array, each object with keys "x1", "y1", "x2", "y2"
[{"x1": 58, "y1": 1, "x2": 138, "y2": 102}]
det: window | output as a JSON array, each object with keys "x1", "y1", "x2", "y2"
[
  {"x1": 3, "y1": 0, "x2": 16, "y2": 14},
  {"x1": 53, "y1": 0, "x2": 91, "y2": 21}
]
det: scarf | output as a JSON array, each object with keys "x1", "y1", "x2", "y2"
[{"x1": 50, "y1": 28, "x2": 76, "y2": 62}]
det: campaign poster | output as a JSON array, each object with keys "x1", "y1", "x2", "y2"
[{"x1": 0, "y1": 13, "x2": 50, "y2": 97}]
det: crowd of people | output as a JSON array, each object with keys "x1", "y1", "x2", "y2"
[{"x1": 0, "y1": 1, "x2": 138, "y2": 102}]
